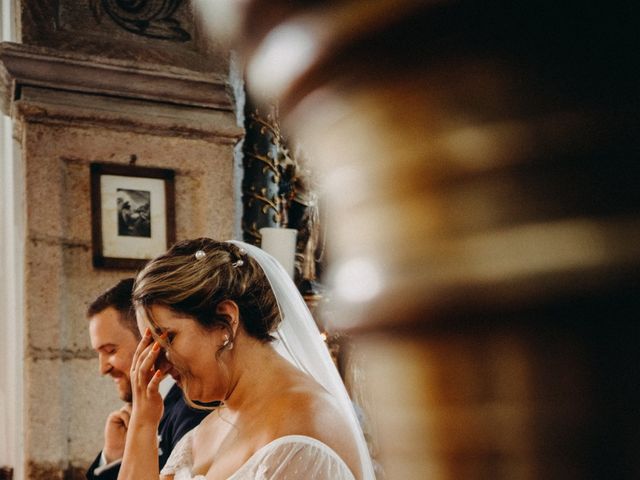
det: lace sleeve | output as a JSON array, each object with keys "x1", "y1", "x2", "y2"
[
  {"x1": 160, "y1": 428, "x2": 195, "y2": 476},
  {"x1": 236, "y1": 436, "x2": 356, "y2": 480}
]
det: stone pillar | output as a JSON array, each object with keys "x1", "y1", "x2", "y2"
[{"x1": 0, "y1": 1, "x2": 243, "y2": 478}]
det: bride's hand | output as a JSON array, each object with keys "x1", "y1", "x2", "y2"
[{"x1": 129, "y1": 328, "x2": 166, "y2": 427}]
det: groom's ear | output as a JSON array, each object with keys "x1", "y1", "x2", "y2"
[{"x1": 215, "y1": 300, "x2": 240, "y2": 336}]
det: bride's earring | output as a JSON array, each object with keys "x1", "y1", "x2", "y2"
[{"x1": 222, "y1": 335, "x2": 233, "y2": 350}]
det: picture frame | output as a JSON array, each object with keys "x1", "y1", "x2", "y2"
[{"x1": 90, "y1": 162, "x2": 176, "y2": 269}]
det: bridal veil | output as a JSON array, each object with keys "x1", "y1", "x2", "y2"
[{"x1": 229, "y1": 240, "x2": 376, "y2": 480}]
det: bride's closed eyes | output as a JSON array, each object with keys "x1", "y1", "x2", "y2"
[{"x1": 151, "y1": 325, "x2": 174, "y2": 345}]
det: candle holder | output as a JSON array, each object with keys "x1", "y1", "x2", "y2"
[{"x1": 259, "y1": 227, "x2": 298, "y2": 279}]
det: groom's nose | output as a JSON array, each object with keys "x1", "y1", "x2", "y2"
[{"x1": 98, "y1": 353, "x2": 111, "y2": 375}]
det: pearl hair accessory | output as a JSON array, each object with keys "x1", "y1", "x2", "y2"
[
  {"x1": 195, "y1": 250, "x2": 206, "y2": 260},
  {"x1": 232, "y1": 247, "x2": 247, "y2": 268}
]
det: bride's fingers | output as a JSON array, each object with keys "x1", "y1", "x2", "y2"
[
  {"x1": 130, "y1": 344, "x2": 154, "y2": 394},
  {"x1": 131, "y1": 327, "x2": 153, "y2": 374},
  {"x1": 137, "y1": 341, "x2": 162, "y2": 382},
  {"x1": 147, "y1": 369, "x2": 163, "y2": 396}
]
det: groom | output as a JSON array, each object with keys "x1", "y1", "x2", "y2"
[{"x1": 85, "y1": 278, "x2": 209, "y2": 479}]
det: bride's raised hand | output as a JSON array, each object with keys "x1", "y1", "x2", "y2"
[{"x1": 129, "y1": 327, "x2": 166, "y2": 427}]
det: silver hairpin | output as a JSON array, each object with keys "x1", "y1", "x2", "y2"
[{"x1": 195, "y1": 250, "x2": 206, "y2": 260}]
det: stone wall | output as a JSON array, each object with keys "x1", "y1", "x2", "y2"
[
  {"x1": 1, "y1": 1, "x2": 243, "y2": 477},
  {"x1": 20, "y1": 117, "x2": 238, "y2": 478}
]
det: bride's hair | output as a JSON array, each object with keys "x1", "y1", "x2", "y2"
[{"x1": 133, "y1": 237, "x2": 281, "y2": 341}]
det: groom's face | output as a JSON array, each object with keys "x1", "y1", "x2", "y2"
[{"x1": 89, "y1": 307, "x2": 139, "y2": 402}]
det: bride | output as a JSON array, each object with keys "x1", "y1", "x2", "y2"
[{"x1": 117, "y1": 238, "x2": 376, "y2": 480}]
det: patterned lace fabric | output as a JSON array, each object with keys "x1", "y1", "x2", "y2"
[
  {"x1": 161, "y1": 430, "x2": 356, "y2": 480},
  {"x1": 161, "y1": 428, "x2": 196, "y2": 478}
]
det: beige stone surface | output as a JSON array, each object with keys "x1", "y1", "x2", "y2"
[
  {"x1": 23, "y1": 137, "x2": 67, "y2": 242},
  {"x1": 62, "y1": 245, "x2": 123, "y2": 352},
  {"x1": 25, "y1": 356, "x2": 121, "y2": 468},
  {"x1": 20, "y1": 79, "x2": 239, "y2": 473},
  {"x1": 66, "y1": 358, "x2": 122, "y2": 464},
  {"x1": 61, "y1": 158, "x2": 92, "y2": 245},
  {"x1": 24, "y1": 238, "x2": 65, "y2": 352},
  {"x1": 24, "y1": 357, "x2": 66, "y2": 463}
]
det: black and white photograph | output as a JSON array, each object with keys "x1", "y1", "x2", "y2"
[
  {"x1": 117, "y1": 188, "x2": 151, "y2": 238},
  {"x1": 91, "y1": 163, "x2": 175, "y2": 269}
]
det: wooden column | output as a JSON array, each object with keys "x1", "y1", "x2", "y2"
[{"x1": 209, "y1": 1, "x2": 640, "y2": 478}]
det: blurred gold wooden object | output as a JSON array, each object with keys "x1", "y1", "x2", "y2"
[{"x1": 201, "y1": 1, "x2": 640, "y2": 478}]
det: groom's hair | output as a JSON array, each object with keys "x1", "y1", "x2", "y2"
[{"x1": 87, "y1": 278, "x2": 140, "y2": 340}]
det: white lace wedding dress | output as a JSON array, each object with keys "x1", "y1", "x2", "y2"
[{"x1": 161, "y1": 428, "x2": 356, "y2": 480}]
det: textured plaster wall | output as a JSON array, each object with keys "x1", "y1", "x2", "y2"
[{"x1": 21, "y1": 121, "x2": 236, "y2": 478}]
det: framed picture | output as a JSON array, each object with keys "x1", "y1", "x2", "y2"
[{"x1": 90, "y1": 162, "x2": 175, "y2": 269}]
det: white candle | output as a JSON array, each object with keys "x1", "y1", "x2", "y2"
[{"x1": 259, "y1": 227, "x2": 297, "y2": 278}]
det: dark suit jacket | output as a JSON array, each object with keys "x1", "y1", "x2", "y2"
[{"x1": 85, "y1": 384, "x2": 209, "y2": 480}]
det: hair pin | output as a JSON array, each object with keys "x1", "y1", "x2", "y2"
[
  {"x1": 231, "y1": 246, "x2": 247, "y2": 267},
  {"x1": 195, "y1": 250, "x2": 206, "y2": 260}
]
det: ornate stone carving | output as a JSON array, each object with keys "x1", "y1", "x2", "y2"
[
  {"x1": 17, "y1": 0, "x2": 217, "y2": 75},
  {"x1": 89, "y1": 0, "x2": 190, "y2": 41}
]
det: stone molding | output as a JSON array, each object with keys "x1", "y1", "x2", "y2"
[
  {"x1": 15, "y1": 85, "x2": 243, "y2": 142},
  {"x1": 0, "y1": 41, "x2": 235, "y2": 115}
]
